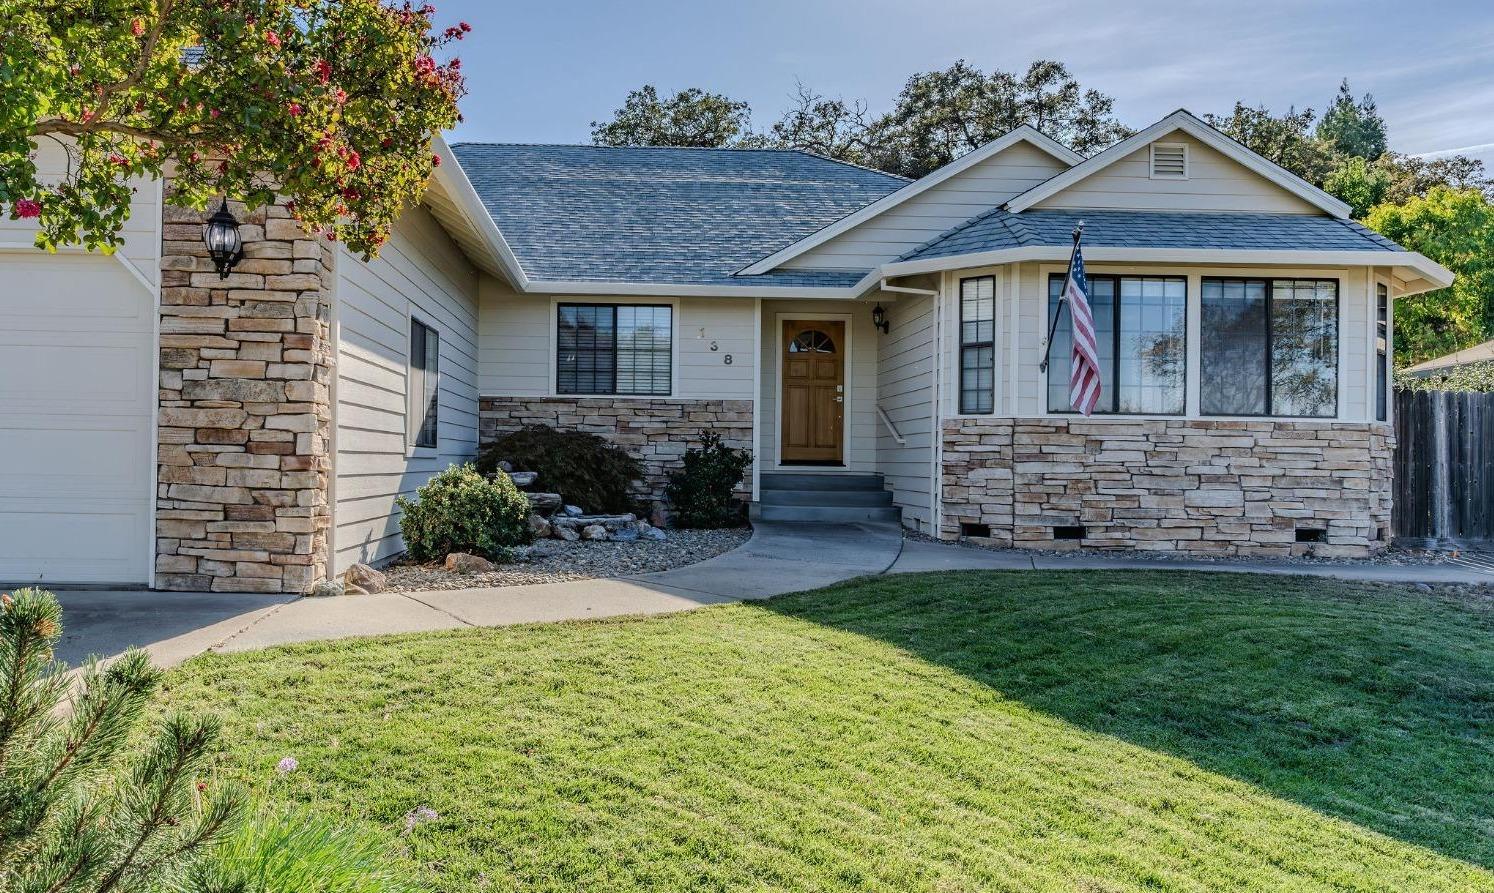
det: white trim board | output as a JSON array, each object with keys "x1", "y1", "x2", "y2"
[
  {"x1": 738, "y1": 126, "x2": 1084, "y2": 276},
  {"x1": 1003, "y1": 109, "x2": 1353, "y2": 219}
]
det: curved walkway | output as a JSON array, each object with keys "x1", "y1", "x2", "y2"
[{"x1": 52, "y1": 522, "x2": 1491, "y2": 667}]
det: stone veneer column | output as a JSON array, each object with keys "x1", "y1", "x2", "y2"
[{"x1": 154, "y1": 198, "x2": 334, "y2": 593}]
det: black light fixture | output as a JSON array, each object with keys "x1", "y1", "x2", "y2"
[
  {"x1": 203, "y1": 199, "x2": 244, "y2": 279},
  {"x1": 872, "y1": 303, "x2": 889, "y2": 334}
]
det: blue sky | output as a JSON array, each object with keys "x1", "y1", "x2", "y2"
[{"x1": 435, "y1": 0, "x2": 1494, "y2": 167}]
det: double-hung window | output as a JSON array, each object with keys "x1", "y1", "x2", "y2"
[
  {"x1": 959, "y1": 276, "x2": 996, "y2": 414},
  {"x1": 557, "y1": 303, "x2": 672, "y2": 396},
  {"x1": 1201, "y1": 278, "x2": 1338, "y2": 417},
  {"x1": 408, "y1": 318, "x2": 439, "y2": 449},
  {"x1": 1046, "y1": 274, "x2": 1187, "y2": 414},
  {"x1": 1376, "y1": 282, "x2": 1389, "y2": 422}
]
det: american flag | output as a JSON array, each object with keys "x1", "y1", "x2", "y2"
[{"x1": 1064, "y1": 239, "x2": 1103, "y2": 416}]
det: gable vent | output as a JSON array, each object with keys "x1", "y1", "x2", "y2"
[{"x1": 1150, "y1": 142, "x2": 1188, "y2": 179}]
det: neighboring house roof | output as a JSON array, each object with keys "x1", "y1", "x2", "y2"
[
  {"x1": 898, "y1": 208, "x2": 1401, "y2": 262},
  {"x1": 736, "y1": 125, "x2": 1083, "y2": 275},
  {"x1": 449, "y1": 143, "x2": 905, "y2": 288},
  {"x1": 1003, "y1": 109, "x2": 1353, "y2": 218},
  {"x1": 1402, "y1": 338, "x2": 1494, "y2": 375}
]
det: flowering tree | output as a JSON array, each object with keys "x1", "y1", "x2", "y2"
[{"x1": 0, "y1": 1, "x2": 467, "y2": 258}]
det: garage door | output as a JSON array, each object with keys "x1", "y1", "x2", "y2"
[{"x1": 0, "y1": 252, "x2": 154, "y2": 585}]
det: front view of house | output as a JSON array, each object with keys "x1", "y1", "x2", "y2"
[{"x1": 0, "y1": 110, "x2": 1452, "y2": 591}]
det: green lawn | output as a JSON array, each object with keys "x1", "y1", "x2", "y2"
[{"x1": 160, "y1": 571, "x2": 1494, "y2": 892}]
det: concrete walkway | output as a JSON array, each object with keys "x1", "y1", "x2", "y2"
[{"x1": 51, "y1": 522, "x2": 1492, "y2": 667}]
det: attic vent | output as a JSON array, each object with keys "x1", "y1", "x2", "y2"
[{"x1": 1150, "y1": 142, "x2": 1188, "y2": 179}]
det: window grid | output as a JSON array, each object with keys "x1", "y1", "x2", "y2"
[
  {"x1": 1047, "y1": 275, "x2": 1186, "y2": 415},
  {"x1": 557, "y1": 304, "x2": 672, "y2": 396},
  {"x1": 409, "y1": 318, "x2": 439, "y2": 449},
  {"x1": 1376, "y1": 282, "x2": 1389, "y2": 422},
  {"x1": 1200, "y1": 277, "x2": 1338, "y2": 418},
  {"x1": 959, "y1": 276, "x2": 995, "y2": 414}
]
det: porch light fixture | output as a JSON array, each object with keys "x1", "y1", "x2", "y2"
[
  {"x1": 203, "y1": 199, "x2": 244, "y2": 279},
  {"x1": 872, "y1": 304, "x2": 889, "y2": 334}
]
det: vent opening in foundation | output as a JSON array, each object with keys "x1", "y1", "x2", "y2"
[
  {"x1": 1053, "y1": 525, "x2": 1087, "y2": 541},
  {"x1": 960, "y1": 522, "x2": 992, "y2": 539},
  {"x1": 1295, "y1": 528, "x2": 1328, "y2": 544}
]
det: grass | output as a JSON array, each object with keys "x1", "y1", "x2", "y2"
[{"x1": 159, "y1": 571, "x2": 1494, "y2": 892}]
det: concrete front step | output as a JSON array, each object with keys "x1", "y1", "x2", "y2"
[
  {"x1": 757, "y1": 504, "x2": 902, "y2": 523},
  {"x1": 760, "y1": 472, "x2": 885, "y2": 491},
  {"x1": 759, "y1": 488, "x2": 894, "y2": 507}
]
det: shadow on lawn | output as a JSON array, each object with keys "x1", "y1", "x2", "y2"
[{"x1": 756, "y1": 569, "x2": 1494, "y2": 868}]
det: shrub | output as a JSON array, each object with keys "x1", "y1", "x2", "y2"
[
  {"x1": 189, "y1": 801, "x2": 414, "y2": 893},
  {"x1": 477, "y1": 426, "x2": 643, "y2": 514},
  {"x1": 665, "y1": 433, "x2": 752, "y2": 529},
  {"x1": 1395, "y1": 361, "x2": 1494, "y2": 393},
  {"x1": 396, "y1": 464, "x2": 531, "y2": 562},
  {"x1": 0, "y1": 588, "x2": 243, "y2": 892}
]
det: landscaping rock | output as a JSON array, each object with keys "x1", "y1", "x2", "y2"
[
  {"x1": 508, "y1": 471, "x2": 538, "y2": 488},
  {"x1": 649, "y1": 501, "x2": 673, "y2": 529},
  {"x1": 342, "y1": 562, "x2": 386, "y2": 594},
  {"x1": 563, "y1": 504, "x2": 584, "y2": 517},
  {"x1": 582, "y1": 524, "x2": 609, "y2": 541},
  {"x1": 527, "y1": 513, "x2": 552, "y2": 539},
  {"x1": 527, "y1": 492, "x2": 562, "y2": 515},
  {"x1": 611, "y1": 525, "x2": 640, "y2": 542},
  {"x1": 636, "y1": 521, "x2": 667, "y2": 541},
  {"x1": 555, "y1": 524, "x2": 580, "y2": 542},
  {"x1": 550, "y1": 513, "x2": 637, "y2": 532},
  {"x1": 444, "y1": 552, "x2": 497, "y2": 574},
  {"x1": 307, "y1": 579, "x2": 344, "y2": 598},
  {"x1": 497, "y1": 460, "x2": 514, "y2": 473}
]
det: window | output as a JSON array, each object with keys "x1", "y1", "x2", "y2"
[
  {"x1": 1201, "y1": 278, "x2": 1338, "y2": 417},
  {"x1": 408, "y1": 318, "x2": 439, "y2": 449},
  {"x1": 959, "y1": 276, "x2": 995, "y2": 414},
  {"x1": 1046, "y1": 275, "x2": 1186, "y2": 414},
  {"x1": 557, "y1": 304, "x2": 672, "y2": 396},
  {"x1": 1376, "y1": 282, "x2": 1389, "y2": 422}
]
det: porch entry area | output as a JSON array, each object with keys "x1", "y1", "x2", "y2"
[{"x1": 780, "y1": 319, "x2": 846, "y2": 465}]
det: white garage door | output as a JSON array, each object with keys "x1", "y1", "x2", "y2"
[{"x1": 0, "y1": 252, "x2": 154, "y2": 585}]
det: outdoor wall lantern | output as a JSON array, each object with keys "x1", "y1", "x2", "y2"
[
  {"x1": 872, "y1": 304, "x2": 890, "y2": 334},
  {"x1": 203, "y1": 199, "x2": 244, "y2": 279}
]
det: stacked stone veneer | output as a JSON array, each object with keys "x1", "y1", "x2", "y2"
[
  {"x1": 941, "y1": 418, "x2": 1393, "y2": 557},
  {"x1": 154, "y1": 200, "x2": 334, "y2": 593},
  {"x1": 479, "y1": 397, "x2": 753, "y2": 503}
]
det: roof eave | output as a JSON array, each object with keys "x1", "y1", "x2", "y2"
[
  {"x1": 425, "y1": 136, "x2": 531, "y2": 288},
  {"x1": 519, "y1": 270, "x2": 883, "y2": 299}
]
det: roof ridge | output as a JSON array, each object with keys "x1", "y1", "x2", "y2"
[
  {"x1": 452, "y1": 141, "x2": 864, "y2": 156},
  {"x1": 788, "y1": 148, "x2": 911, "y2": 183}
]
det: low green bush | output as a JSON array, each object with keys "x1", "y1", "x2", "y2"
[
  {"x1": 396, "y1": 464, "x2": 531, "y2": 562},
  {"x1": 665, "y1": 433, "x2": 752, "y2": 529},
  {"x1": 1395, "y1": 360, "x2": 1494, "y2": 393},
  {"x1": 477, "y1": 425, "x2": 643, "y2": 514}
]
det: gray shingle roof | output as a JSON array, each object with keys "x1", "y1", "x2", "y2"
[
  {"x1": 450, "y1": 143, "x2": 905, "y2": 286},
  {"x1": 898, "y1": 208, "x2": 1405, "y2": 262}
]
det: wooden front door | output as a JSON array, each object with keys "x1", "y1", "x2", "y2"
[{"x1": 781, "y1": 320, "x2": 845, "y2": 464}]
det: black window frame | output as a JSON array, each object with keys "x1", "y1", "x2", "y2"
[
  {"x1": 556, "y1": 303, "x2": 673, "y2": 397},
  {"x1": 1376, "y1": 281, "x2": 1389, "y2": 422},
  {"x1": 408, "y1": 317, "x2": 439, "y2": 450},
  {"x1": 958, "y1": 276, "x2": 996, "y2": 415},
  {"x1": 1200, "y1": 276, "x2": 1340, "y2": 419},
  {"x1": 1045, "y1": 273, "x2": 1189, "y2": 416}
]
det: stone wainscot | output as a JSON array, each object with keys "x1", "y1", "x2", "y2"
[
  {"x1": 479, "y1": 397, "x2": 754, "y2": 503},
  {"x1": 940, "y1": 418, "x2": 1393, "y2": 557}
]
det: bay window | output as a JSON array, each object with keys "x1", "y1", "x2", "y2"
[
  {"x1": 557, "y1": 303, "x2": 672, "y2": 396},
  {"x1": 1201, "y1": 278, "x2": 1337, "y2": 417},
  {"x1": 1046, "y1": 274, "x2": 1186, "y2": 414}
]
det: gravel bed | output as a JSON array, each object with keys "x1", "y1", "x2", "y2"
[
  {"x1": 383, "y1": 527, "x2": 752, "y2": 593},
  {"x1": 905, "y1": 531, "x2": 1458, "y2": 567}
]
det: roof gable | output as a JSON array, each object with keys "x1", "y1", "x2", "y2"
[
  {"x1": 737, "y1": 126, "x2": 1083, "y2": 275},
  {"x1": 1005, "y1": 110, "x2": 1352, "y2": 218}
]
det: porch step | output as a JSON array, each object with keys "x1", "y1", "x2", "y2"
[{"x1": 755, "y1": 472, "x2": 901, "y2": 524}]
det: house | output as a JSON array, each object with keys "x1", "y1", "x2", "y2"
[{"x1": 0, "y1": 110, "x2": 1453, "y2": 592}]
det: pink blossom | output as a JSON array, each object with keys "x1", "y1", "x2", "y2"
[
  {"x1": 130, "y1": 19, "x2": 145, "y2": 37},
  {"x1": 14, "y1": 199, "x2": 41, "y2": 219},
  {"x1": 431, "y1": 153, "x2": 441, "y2": 167},
  {"x1": 315, "y1": 59, "x2": 332, "y2": 85},
  {"x1": 265, "y1": 30, "x2": 281, "y2": 48},
  {"x1": 345, "y1": 150, "x2": 361, "y2": 171},
  {"x1": 288, "y1": 102, "x2": 303, "y2": 117}
]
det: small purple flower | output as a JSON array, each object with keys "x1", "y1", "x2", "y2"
[
  {"x1": 403, "y1": 805, "x2": 438, "y2": 834},
  {"x1": 275, "y1": 756, "x2": 298, "y2": 775}
]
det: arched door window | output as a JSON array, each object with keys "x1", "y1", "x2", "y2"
[{"x1": 789, "y1": 329, "x2": 836, "y2": 354}]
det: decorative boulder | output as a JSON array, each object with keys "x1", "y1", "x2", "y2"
[
  {"x1": 508, "y1": 471, "x2": 538, "y2": 488},
  {"x1": 527, "y1": 513, "x2": 552, "y2": 539},
  {"x1": 527, "y1": 492, "x2": 562, "y2": 516},
  {"x1": 582, "y1": 523, "x2": 609, "y2": 541},
  {"x1": 342, "y1": 562, "x2": 387, "y2": 595},
  {"x1": 649, "y1": 501, "x2": 673, "y2": 530},
  {"x1": 307, "y1": 579, "x2": 345, "y2": 598},
  {"x1": 497, "y1": 459, "x2": 514, "y2": 473},
  {"x1": 555, "y1": 524, "x2": 581, "y2": 542},
  {"x1": 563, "y1": 504, "x2": 584, "y2": 517},
  {"x1": 611, "y1": 525, "x2": 640, "y2": 543},
  {"x1": 636, "y1": 520, "x2": 667, "y2": 541},
  {"x1": 444, "y1": 552, "x2": 497, "y2": 574}
]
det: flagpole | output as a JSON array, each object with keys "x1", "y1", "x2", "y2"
[{"x1": 1039, "y1": 222, "x2": 1085, "y2": 374}]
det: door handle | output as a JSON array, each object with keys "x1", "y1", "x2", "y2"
[{"x1": 834, "y1": 396, "x2": 843, "y2": 403}]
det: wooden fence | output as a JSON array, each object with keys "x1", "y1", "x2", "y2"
[{"x1": 1393, "y1": 389, "x2": 1494, "y2": 547}]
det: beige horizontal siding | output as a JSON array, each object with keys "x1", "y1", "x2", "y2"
[{"x1": 875, "y1": 293, "x2": 936, "y2": 529}]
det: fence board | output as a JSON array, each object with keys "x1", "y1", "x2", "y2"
[{"x1": 1393, "y1": 389, "x2": 1494, "y2": 547}]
